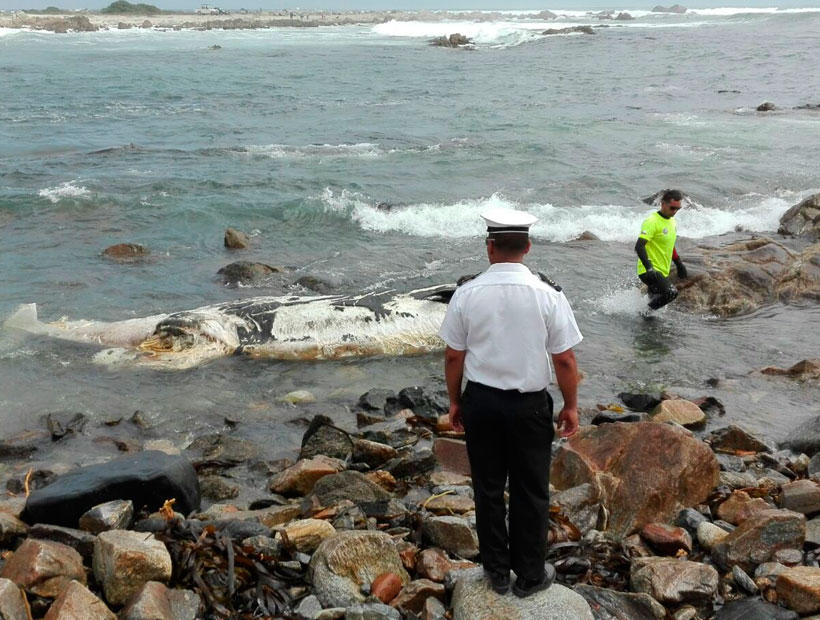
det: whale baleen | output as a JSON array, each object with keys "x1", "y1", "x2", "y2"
[{"x1": 3, "y1": 286, "x2": 455, "y2": 369}]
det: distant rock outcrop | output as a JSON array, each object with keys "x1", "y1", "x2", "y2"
[
  {"x1": 25, "y1": 15, "x2": 99, "y2": 32},
  {"x1": 542, "y1": 25, "x2": 595, "y2": 36},
  {"x1": 429, "y1": 33, "x2": 473, "y2": 48},
  {"x1": 652, "y1": 4, "x2": 688, "y2": 13}
]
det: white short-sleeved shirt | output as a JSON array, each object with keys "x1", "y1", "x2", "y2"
[{"x1": 438, "y1": 262, "x2": 583, "y2": 393}]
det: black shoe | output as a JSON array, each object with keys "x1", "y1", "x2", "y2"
[
  {"x1": 485, "y1": 570, "x2": 511, "y2": 594},
  {"x1": 512, "y1": 563, "x2": 556, "y2": 599}
]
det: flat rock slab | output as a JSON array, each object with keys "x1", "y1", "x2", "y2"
[
  {"x1": 452, "y1": 567, "x2": 593, "y2": 620},
  {"x1": 24, "y1": 451, "x2": 200, "y2": 527},
  {"x1": 713, "y1": 597, "x2": 799, "y2": 619},
  {"x1": 575, "y1": 584, "x2": 666, "y2": 619}
]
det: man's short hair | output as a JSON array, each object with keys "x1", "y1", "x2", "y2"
[
  {"x1": 661, "y1": 189, "x2": 684, "y2": 204},
  {"x1": 488, "y1": 232, "x2": 529, "y2": 253}
]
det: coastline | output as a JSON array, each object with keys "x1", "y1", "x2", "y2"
[{"x1": 0, "y1": 9, "x2": 556, "y2": 32}]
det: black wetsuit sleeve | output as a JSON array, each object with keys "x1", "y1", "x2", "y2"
[{"x1": 635, "y1": 238, "x2": 654, "y2": 271}]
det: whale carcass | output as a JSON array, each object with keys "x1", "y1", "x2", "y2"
[{"x1": 4, "y1": 286, "x2": 454, "y2": 369}]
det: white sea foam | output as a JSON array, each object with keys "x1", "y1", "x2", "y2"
[
  {"x1": 244, "y1": 143, "x2": 383, "y2": 159},
  {"x1": 37, "y1": 181, "x2": 91, "y2": 203},
  {"x1": 320, "y1": 189, "x2": 798, "y2": 242},
  {"x1": 0, "y1": 27, "x2": 20, "y2": 38}
]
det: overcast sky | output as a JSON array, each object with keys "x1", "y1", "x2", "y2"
[{"x1": 2, "y1": 0, "x2": 818, "y2": 13}]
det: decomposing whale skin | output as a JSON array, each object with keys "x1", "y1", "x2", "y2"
[{"x1": 3, "y1": 287, "x2": 453, "y2": 369}]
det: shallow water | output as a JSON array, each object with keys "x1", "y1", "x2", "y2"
[{"x1": 1, "y1": 8, "x2": 819, "y2": 459}]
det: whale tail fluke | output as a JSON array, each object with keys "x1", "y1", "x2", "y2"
[{"x1": 3, "y1": 303, "x2": 44, "y2": 333}]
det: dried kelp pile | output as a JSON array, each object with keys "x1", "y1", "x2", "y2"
[{"x1": 157, "y1": 519, "x2": 308, "y2": 619}]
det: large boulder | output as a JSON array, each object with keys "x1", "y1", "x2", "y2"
[
  {"x1": 451, "y1": 567, "x2": 593, "y2": 619},
  {"x1": 308, "y1": 531, "x2": 409, "y2": 608},
  {"x1": 23, "y1": 451, "x2": 200, "y2": 527},
  {"x1": 676, "y1": 238, "x2": 820, "y2": 316},
  {"x1": 779, "y1": 193, "x2": 820, "y2": 238},
  {"x1": 551, "y1": 422, "x2": 719, "y2": 536},
  {"x1": 630, "y1": 557, "x2": 719, "y2": 605}
]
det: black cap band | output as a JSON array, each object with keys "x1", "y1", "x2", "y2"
[{"x1": 487, "y1": 226, "x2": 529, "y2": 233}]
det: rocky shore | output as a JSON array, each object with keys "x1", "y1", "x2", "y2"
[
  {"x1": 0, "y1": 9, "x2": 560, "y2": 33},
  {"x1": 3, "y1": 372, "x2": 820, "y2": 619}
]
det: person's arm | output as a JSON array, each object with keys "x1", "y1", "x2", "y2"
[
  {"x1": 551, "y1": 348, "x2": 579, "y2": 438},
  {"x1": 635, "y1": 238, "x2": 655, "y2": 274},
  {"x1": 444, "y1": 346, "x2": 467, "y2": 432},
  {"x1": 672, "y1": 247, "x2": 687, "y2": 279}
]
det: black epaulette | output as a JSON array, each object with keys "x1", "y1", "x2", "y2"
[{"x1": 535, "y1": 271, "x2": 562, "y2": 292}]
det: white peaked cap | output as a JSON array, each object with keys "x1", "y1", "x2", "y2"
[{"x1": 481, "y1": 207, "x2": 538, "y2": 233}]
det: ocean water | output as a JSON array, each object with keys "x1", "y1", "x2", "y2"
[{"x1": 1, "y1": 7, "x2": 819, "y2": 462}]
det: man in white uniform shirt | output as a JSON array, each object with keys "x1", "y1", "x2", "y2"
[{"x1": 438, "y1": 208, "x2": 582, "y2": 598}]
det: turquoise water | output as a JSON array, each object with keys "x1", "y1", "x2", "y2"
[{"x1": 1, "y1": 9, "x2": 819, "y2": 456}]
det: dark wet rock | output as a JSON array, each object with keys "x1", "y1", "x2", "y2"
[
  {"x1": 358, "y1": 389, "x2": 399, "y2": 413},
  {"x1": 0, "y1": 440, "x2": 38, "y2": 461},
  {"x1": 712, "y1": 508, "x2": 805, "y2": 572},
  {"x1": 101, "y1": 243, "x2": 150, "y2": 260},
  {"x1": 573, "y1": 231, "x2": 600, "y2": 241},
  {"x1": 676, "y1": 238, "x2": 820, "y2": 316},
  {"x1": 198, "y1": 475, "x2": 240, "y2": 501},
  {"x1": 398, "y1": 386, "x2": 447, "y2": 424},
  {"x1": 295, "y1": 275, "x2": 335, "y2": 294},
  {"x1": 23, "y1": 451, "x2": 200, "y2": 527},
  {"x1": 592, "y1": 411, "x2": 647, "y2": 425},
  {"x1": 615, "y1": 11, "x2": 635, "y2": 20},
  {"x1": 309, "y1": 530, "x2": 410, "y2": 608},
  {"x1": 300, "y1": 415, "x2": 353, "y2": 461},
  {"x1": 6, "y1": 468, "x2": 56, "y2": 495},
  {"x1": 452, "y1": 567, "x2": 593, "y2": 619},
  {"x1": 45, "y1": 412, "x2": 87, "y2": 441},
  {"x1": 359, "y1": 499, "x2": 408, "y2": 523},
  {"x1": 782, "y1": 413, "x2": 820, "y2": 456},
  {"x1": 618, "y1": 392, "x2": 661, "y2": 412},
  {"x1": 78, "y1": 499, "x2": 134, "y2": 534},
  {"x1": 777, "y1": 194, "x2": 820, "y2": 239},
  {"x1": 712, "y1": 598, "x2": 798, "y2": 619},
  {"x1": 652, "y1": 4, "x2": 688, "y2": 13},
  {"x1": 575, "y1": 584, "x2": 666, "y2": 619},
  {"x1": 185, "y1": 433, "x2": 260, "y2": 468},
  {"x1": 383, "y1": 448, "x2": 435, "y2": 480},
  {"x1": 28, "y1": 523, "x2": 96, "y2": 561},
  {"x1": 224, "y1": 227, "x2": 249, "y2": 249},
  {"x1": 676, "y1": 507, "x2": 709, "y2": 533},
  {"x1": 757, "y1": 101, "x2": 777, "y2": 111},
  {"x1": 307, "y1": 471, "x2": 390, "y2": 507},
  {"x1": 429, "y1": 33, "x2": 473, "y2": 48},
  {"x1": 217, "y1": 260, "x2": 281, "y2": 285},
  {"x1": 551, "y1": 422, "x2": 719, "y2": 536},
  {"x1": 542, "y1": 25, "x2": 595, "y2": 35},
  {"x1": 708, "y1": 425, "x2": 772, "y2": 454},
  {"x1": 630, "y1": 557, "x2": 718, "y2": 605},
  {"x1": 732, "y1": 564, "x2": 758, "y2": 594}
]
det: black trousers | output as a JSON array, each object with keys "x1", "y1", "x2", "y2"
[
  {"x1": 639, "y1": 271, "x2": 679, "y2": 310},
  {"x1": 461, "y1": 380, "x2": 554, "y2": 581}
]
